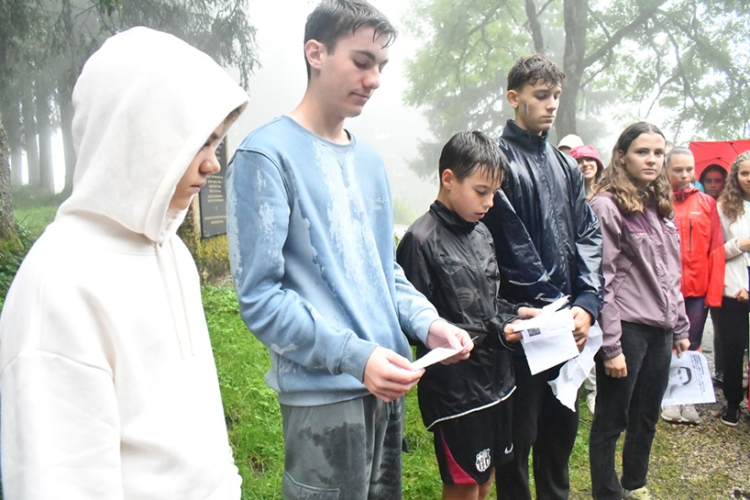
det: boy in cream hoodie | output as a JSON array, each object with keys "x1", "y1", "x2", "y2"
[{"x1": 0, "y1": 27, "x2": 247, "y2": 499}]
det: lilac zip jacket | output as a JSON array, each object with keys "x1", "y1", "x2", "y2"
[{"x1": 590, "y1": 193, "x2": 689, "y2": 359}]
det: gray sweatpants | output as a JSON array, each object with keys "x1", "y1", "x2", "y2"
[{"x1": 280, "y1": 395, "x2": 404, "y2": 500}]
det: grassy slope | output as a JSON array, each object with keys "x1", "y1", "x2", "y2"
[
  {"x1": 205, "y1": 286, "x2": 750, "y2": 500},
  {"x1": 5, "y1": 196, "x2": 749, "y2": 498}
]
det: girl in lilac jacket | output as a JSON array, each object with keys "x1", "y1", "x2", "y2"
[{"x1": 587, "y1": 122, "x2": 690, "y2": 500}]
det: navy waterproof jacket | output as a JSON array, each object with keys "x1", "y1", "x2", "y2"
[{"x1": 482, "y1": 120, "x2": 604, "y2": 320}]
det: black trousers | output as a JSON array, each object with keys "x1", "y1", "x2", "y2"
[
  {"x1": 713, "y1": 296, "x2": 750, "y2": 405},
  {"x1": 495, "y1": 355, "x2": 579, "y2": 500},
  {"x1": 588, "y1": 322, "x2": 672, "y2": 500}
]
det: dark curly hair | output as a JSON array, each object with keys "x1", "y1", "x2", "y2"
[{"x1": 718, "y1": 151, "x2": 750, "y2": 221}]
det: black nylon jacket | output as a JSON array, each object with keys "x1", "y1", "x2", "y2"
[
  {"x1": 482, "y1": 120, "x2": 604, "y2": 319},
  {"x1": 397, "y1": 201, "x2": 517, "y2": 429}
]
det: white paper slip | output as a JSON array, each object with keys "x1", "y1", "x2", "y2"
[
  {"x1": 512, "y1": 295, "x2": 570, "y2": 332},
  {"x1": 661, "y1": 351, "x2": 716, "y2": 406},
  {"x1": 412, "y1": 346, "x2": 463, "y2": 370},
  {"x1": 521, "y1": 308, "x2": 579, "y2": 375}
]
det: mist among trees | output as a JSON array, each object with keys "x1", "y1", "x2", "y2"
[{"x1": 402, "y1": 0, "x2": 750, "y2": 178}]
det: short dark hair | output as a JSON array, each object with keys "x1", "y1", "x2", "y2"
[
  {"x1": 699, "y1": 164, "x2": 728, "y2": 184},
  {"x1": 507, "y1": 53, "x2": 565, "y2": 92},
  {"x1": 666, "y1": 146, "x2": 693, "y2": 168},
  {"x1": 439, "y1": 131, "x2": 507, "y2": 186},
  {"x1": 304, "y1": 0, "x2": 397, "y2": 78}
]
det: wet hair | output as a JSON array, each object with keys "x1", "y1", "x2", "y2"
[
  {"x1": 507, "y1": 54, "x2": 565, "y2": 92},
  {"x1": 718, "y1": 152, "x2": 750, "y2": 221},
  {"x1": 304, "y1": 0, "x2": 397, "y2": 79},
  {"x1": 439, "y1": 131, "x2": 508, "y2": 187},
  {"x1": 593, "y1": 122, "x2": 673, "y2": 218},
  {"x1": 699, "y1": 164, "x2": 728, "y2": 184},
  {"x1": 665, "y1": 146, "x2": 693, "y2": 169}
]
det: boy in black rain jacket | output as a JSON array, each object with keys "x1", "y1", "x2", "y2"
[{"x1": 397, "y1": 131, "x2": 539, "y2": 500}]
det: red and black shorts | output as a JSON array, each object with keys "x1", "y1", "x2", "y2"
[{"x1": 432, "y1": 402, "x2": 514, "y2": 485}]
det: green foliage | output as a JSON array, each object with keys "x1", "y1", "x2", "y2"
[
  {"x1": 404, "y1": 0, "x2": 750, "y2": 177},
  {"x1": 0, "y1": 221, "x2": 34, "y2": 305},
  {"x1": 201, "y1": 285, "x2": 285, "y2": 498},
  {"x1": 392, "y1": 195, "x2": 419, "y2": 226}
]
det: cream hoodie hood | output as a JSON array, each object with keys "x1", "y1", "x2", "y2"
[
  {"x1": 58, "y1": 26, "x2": 247, "y2": 243},
  {"x1": 0, "y1": 27, "x2": 248, "y2": 500}
]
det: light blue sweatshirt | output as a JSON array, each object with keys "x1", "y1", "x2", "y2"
[{"x1": 226, "y1": 116, "x2": 439, "y2": 406}]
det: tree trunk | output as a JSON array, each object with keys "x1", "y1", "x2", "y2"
[
  {"x1": 36, "y1": 84, "x2": 55, "y2": 193},
  {"x1": 557, "y1": 0, "x2": 588, "y2": 139},
  {"x1": 60, "y1": 97, "x2": 76, "y2": 195},
  {"x1": 0, "y1": 98, "x2": 24, "y2": 186},
  {"x1": 21, "y1": 90, "x2": 39, "y2": 187},
  {"x1": 0, "y1": 121, "x2": 17, "y2": 242}
]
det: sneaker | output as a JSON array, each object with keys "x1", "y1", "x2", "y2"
[
  {"x1": 721, "y1": 404, "x2": 740, "y2": 427},
  {"x1": 681, "y1": 404, "x2": 701, "y2": 424},
  {"x1": 660, "y1": 405, "x2": 684, "y2": 423},
  {"x1": 623, "y1": 486, "x2": 653, "y2": 499},
  {"x1": 586, "y1": 391, "x2": 596, "y2": 414}
]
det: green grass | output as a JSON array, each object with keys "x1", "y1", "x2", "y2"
[
  {"x1": 205, "y1": 288, "x2": 750, "y2": 500},
  {"x1": 204, "y1": 284, "x2": 596, "y2": 499},
  {"x1": 4, "y1": 198, "x2": 748, "y2": 498}
]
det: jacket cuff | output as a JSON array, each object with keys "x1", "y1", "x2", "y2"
[
  {"x1": 601, "y1": 343, "x2": 622, "y2": 360},
  {"x1": 672, "y1": 329, "x2": 689, "y2": 341},
  {"x1": 498, "y1": 315, "x2": 520, "y2": 351},
  {"x1": 572, "y1": 292, "x2": 601, "y2": 323}
]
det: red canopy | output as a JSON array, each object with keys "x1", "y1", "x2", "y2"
[{"x1": 688, "y1": 139, "x2": 750, "y2": 178}]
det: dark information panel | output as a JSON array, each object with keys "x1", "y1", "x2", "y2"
[{"x1": 199, "y1": 141, "x2": 228, "y2": 238}]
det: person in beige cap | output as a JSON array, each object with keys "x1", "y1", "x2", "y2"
[{"x1": 557, "y1": 133, "x2": 584, "y2": 153}]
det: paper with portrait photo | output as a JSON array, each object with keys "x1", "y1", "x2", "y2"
[{"x1": 661, "y1": 351, "x2": 716, "y2": 406}]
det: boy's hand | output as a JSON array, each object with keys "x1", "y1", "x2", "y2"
[
  {"x1": 504, "y1": 307, "x2": 542, "y2": 343},
  {"x1": 571, "y1": 306, "x2": 593, "y2": 351},
  {"x1": 363, "y1": 347, "x2": 423, "y2": 402},
  {"x1": 426, "y1": 319, "x2": 473, "y2": 364}
]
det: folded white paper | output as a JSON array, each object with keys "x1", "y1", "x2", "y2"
[
  {"x1": 548, "y1": 322, "x2": 603, "y2": 411},
  {"x1": 412, "y1": 346, "x2": 463, "y2": 370}
]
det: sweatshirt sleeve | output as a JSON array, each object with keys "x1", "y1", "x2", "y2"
[
  {"x1": 590, "y1": 195, "x2": 624, "y2": 359},
  {"x1": 226, "y1": 149, "x2": 376, "y2": 381},
  {"x1": 2, "y1": 352, "x2": 123, "y2": 500},
  {"x1": 705, "y1": 198, "x2": 726, "y2": 307}
]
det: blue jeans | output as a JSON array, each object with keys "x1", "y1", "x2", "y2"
[{"x1": 589, "y1": 322, "x2": 672, "y2": 500}]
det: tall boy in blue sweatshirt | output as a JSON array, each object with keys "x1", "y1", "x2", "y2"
[{"x1": 397, "y1": 131, "x2": 539, "y2": 500}]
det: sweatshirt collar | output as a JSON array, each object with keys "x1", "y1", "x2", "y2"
[
  {"x1": 430, "y1": 200, "x2": 477, "y2": 234},
  {"x1": 501, "y1": 119, "x2": 548, "y2": 152}
]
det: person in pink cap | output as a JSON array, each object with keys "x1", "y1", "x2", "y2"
[{"x1": 571, "y1": 145, "x2": 604, "y2": 196}]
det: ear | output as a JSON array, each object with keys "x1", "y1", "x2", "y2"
[
  {"x1": 617, "y1": 150, "x2": 625, "y2": 165},
  {"x1": 441, "y1": 169, "x2": 455, "y2": 190},
  {"x1": 507, "y1": 89, "x2": 519, "y2": 109},
  {"x1": 305, "y1": 39, "x2": 326, "y2": 73}
]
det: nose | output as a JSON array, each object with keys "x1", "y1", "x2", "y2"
[
  {"x1": 484, "y1": 194, "x2": 494, "y2": 209},
  {"x1": 363, "y1": 67, "x2": 381, "y2": 91},
  {"x1": 202, "y1": 147, "x2": 221, "y2": 175}
]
